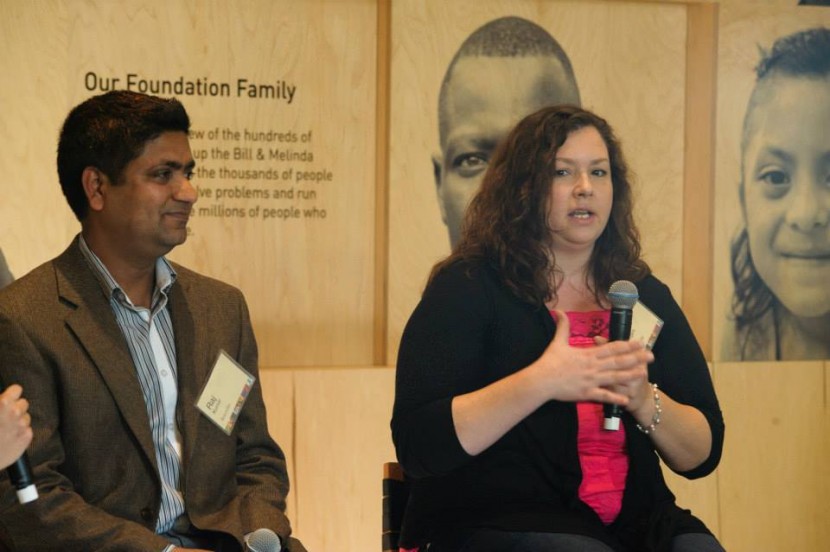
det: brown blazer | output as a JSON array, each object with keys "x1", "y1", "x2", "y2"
[{"x1": 0, "y1": 238, "x2": 296, "y2": 551}]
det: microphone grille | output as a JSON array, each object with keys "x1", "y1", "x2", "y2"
[
  {"x1": 608, "y1": 280, "x2": 639, "y2": 309},
  {"x1": 245, "y1": 528, "x2": 281, "y2": 552}
]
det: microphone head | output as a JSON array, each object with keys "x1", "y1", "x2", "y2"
[
  {"x1": 244, "y1": 528, "x2": 281, "y2": 552},
  {"x1": 608, "y1": 280, "x2": 639, "y2": 310}
]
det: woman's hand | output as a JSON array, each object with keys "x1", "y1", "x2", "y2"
[
  {"x1": 529, "y1": 311, "x2": 653, "y2": 406},
  {"x1": 593, "y1": 336, "x2": 714, "y2": 472},
  {"x1": 451, "y1": 311, "x2": 653, "y2": 456},
  {"x1": 0, "y1": 384, "x2": 33, "y2": 470},
  {"x1": 591, "y1": 334, "x2": 654, "y2": 417}
]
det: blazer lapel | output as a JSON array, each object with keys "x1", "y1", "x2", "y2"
[
  {"x1": 55, "y1": 241, "x2": 159, "y2": 471},
  {"x1": 168, "y1": 274, "x2": 208, "y2": 469}
]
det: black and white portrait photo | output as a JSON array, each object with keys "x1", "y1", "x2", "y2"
[
  {"x1": 715, "y1": 6, "x2": 830, "y2": 361},
  {"x1": 431, "y1": 16, "x2": 580, "y2": 248},
  {"x1": 725, "y1": 27, "x2": 830, "y2": 360}
]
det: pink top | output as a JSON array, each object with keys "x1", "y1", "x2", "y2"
[{"x1": 557, "y1": 309, "x2": 628, "y2": 525}]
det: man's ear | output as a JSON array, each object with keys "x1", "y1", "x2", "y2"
[
  {"x1": 81, "y1": 167, "x2": 108, "y2": 213},
  {"x1": 432, "y1": 152, "x2": 448, "y2": 225}
]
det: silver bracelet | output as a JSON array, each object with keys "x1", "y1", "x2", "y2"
[{"x1": 636, "y1": 383, "x2": 662, "y2": 435}]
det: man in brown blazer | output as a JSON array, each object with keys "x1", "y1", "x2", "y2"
[{"x1": 0, "y1": 91, "x2": 304, "y2": 551}]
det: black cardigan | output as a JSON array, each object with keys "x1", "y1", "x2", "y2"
[{"x1": 391, "y1": 260, "x2": 724, "y2": 551}]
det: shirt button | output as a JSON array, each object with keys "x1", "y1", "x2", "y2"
[{"x1": 161, "y1": 370, "x2": 169, "y2": 377}]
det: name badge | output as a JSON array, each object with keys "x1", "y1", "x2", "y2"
[
  {"x1": 631, "y1": 301, "x2": 664, "y2": 350},
  {"x1": 195, "y1": 350, "x2": 256, "y2": 435}
]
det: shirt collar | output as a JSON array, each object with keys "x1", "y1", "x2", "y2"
[{"x1": 78, "y1": 234, "x2": 177, "y2": 308}]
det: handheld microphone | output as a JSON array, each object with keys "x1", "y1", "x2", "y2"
[
  {"x1": 603, "y1": 280, "x2": 638, "y2": 431},
  {"x1": 1, "y1": 381, "x2": 38, "y2": 504},
  {"x1": 244, "y1": 528, "x2": 281, "y2": 552},
  {"x1": 8, "y1": 454, "x2": 38, "y2": 504}
]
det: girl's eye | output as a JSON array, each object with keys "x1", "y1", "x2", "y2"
[
  {"x1": 757, "y1": 168, "x2": 791, "y2": 199},
  {"x1": 760, "y1": 170, "x2": 789, "y2": 186}
]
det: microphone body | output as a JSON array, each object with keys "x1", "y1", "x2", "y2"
[
  {"x1": 8, "y1": 453, "x2": 38, "y2": 504},
  {"x1": 244, "y1": 528, "x2": 282, "y2": 552},
  {"x1": 604, "y1": 281, "x2": 638, "y2": 431}
]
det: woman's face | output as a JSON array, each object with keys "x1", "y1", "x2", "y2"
[
  {"x1": 742, "y1": 75, "x2": 830, "y2": 317},
  {"x1": 547, "y1": 125, "x2": 613, "y2": 256}
]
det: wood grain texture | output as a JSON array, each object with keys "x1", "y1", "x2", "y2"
[
  {"x1": 0, "y1": 0, "x2": 77, "y2": 275},
  {"x1": 1, "y1": 0, "x2": 378, "y2": 366},
  {"x1": 375, "y1": 0, "x2": 392, "y2": 365},
  {"x1": 660, "y1": 362, "x2": 720, "y2": 537},
  {"x1": 291, "y1": 367, "x2": 397, "y2": 551},
  {"x1": 682, "y1": 3, "x2": 718, "y2": 359},
  {"x1": 259, "y1": 368, "x2": 298, "y2": 521},
  {"x1": 714, "y1": 361, "x2": 830, "y2": 551}
]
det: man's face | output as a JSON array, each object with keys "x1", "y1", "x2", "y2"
[
  {"x1": 434, "y1": 55, "x2": 576, "y2": 247},
  {"x1": 91, "y1": 131, "x2": 197, "y2": 262},
  {"x1": 742, "y1": 75, "x2": 830, "y2": 317}
]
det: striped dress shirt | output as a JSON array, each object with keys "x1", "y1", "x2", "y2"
[{"x1": 79, "y1": 236, "x2": 185, "y2": 536}]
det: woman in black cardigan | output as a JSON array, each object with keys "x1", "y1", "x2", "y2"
[{"x1": 392, "y1": 105, "x2": 725, "y2": 552}]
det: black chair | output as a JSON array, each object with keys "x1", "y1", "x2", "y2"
[{"x1": 382, "y1": 461, "x2": 410, "y2": 552}]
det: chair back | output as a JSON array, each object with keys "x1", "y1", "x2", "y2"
[{"x1": 382, "y1": 461, "x2": 410, "y2": 552}]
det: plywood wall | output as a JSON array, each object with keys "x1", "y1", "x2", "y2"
[
  {"x1": 2, "y1": 1, "x2": 829, "y2": 551},
  {"x1": 715, "y1": 361, "x2": 830, "y2": 551},
  {"x1": 0, "y1": 0, "x2": 378, "y2": 367}
]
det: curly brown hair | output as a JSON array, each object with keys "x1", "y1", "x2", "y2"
[{"x1": 429, "y1": 104, "x2": 650, "y2": 306}]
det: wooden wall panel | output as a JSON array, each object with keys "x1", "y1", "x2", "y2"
[
  {"x1": 375, "y1": 0, "x2": 392, "y2": 363},
  {"x1": 292, "y1": 368, "x2": 397, "y2": 551},
  {"x1": 388, "y1": 0, "x2": 689, "y2": 360},
  {"x1": 662, "y1": 465, "x2": 720, "y2": 537},
  {"x1": 661, "y1": 363, "x2": 721, "y2": 537},
  {"x1": 715, "y1": 361, "x2": 830, "y2": 551},
  {"x1": 682, "y1": 2, "x2": 717, "y2": 358},
  {"x1": 0, "y1": 1, "x2": 77, "y2": 276},
  {"x1": 259, "y1": 368, "x2": 298, "y2": 521},
  {"x1": 0, "y1": 0, "x2": 378, "y2": 367}
]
